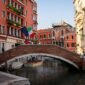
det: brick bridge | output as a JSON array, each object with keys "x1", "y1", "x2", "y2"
[{"x1": 0, "y1": 45, "x2": 82, "y2": 69}]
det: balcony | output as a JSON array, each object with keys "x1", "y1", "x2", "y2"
[
  {"x1": 7, "y1": 19, "x2": 21, "y2": 27},
  {"x1": 0, "y1": 32, "x2": 6, "y2": 36},
  {"x1": 33, "y1": 17, "x2": 37, "y2": 24},
  {"x1": 33, "y1": 20, "x2": 38, "y2": 24},
  {"x1": 17, "y1": 0, "x2": 25, "y2": 5},
  {"x1": 7, "y1": 4, "x2": 23, "y2": 15},
  {"x1": 33, "y1": 8, "x2": 37, "y2": 11}
]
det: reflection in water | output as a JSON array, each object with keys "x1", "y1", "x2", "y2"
[{"x1": 10, "y1": 60, "x2": 85, "y2": 85}]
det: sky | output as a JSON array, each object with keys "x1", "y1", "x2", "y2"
[{"x1": 37, "y1": 0, "x2": 75, "y2": 29}]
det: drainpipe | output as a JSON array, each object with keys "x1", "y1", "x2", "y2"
[{"x1": 82, "y1": 8, "x2": 85, "y2": 55}]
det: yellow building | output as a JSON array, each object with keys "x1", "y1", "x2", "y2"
[{"x1": 74, "y1": 0, "x2": 85, "y2": 55}]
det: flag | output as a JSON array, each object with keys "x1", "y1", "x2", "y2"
[
  {"x1": 27, "y1": 27, "x2": 35, "y2": 38},
  {"x1": 21, "y1": 26, "x2": 28, "y2": 37},
  {"x1": 24, "y1": 39, "x2": 32, "y2": 44}
]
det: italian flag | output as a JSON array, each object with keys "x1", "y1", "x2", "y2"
[{"x1": 27, "y1": 27, "x2": 35, "y2": 38}]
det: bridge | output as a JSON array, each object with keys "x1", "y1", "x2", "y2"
[{"x1": 0, "y1": 45, "x2": 82, "y2": 69}]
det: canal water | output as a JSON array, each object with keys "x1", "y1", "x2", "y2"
[{"x1": 10, "y1": 60, "x2": 85, "y2": 85}]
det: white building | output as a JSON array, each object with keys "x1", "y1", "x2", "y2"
[{"x1": 74, "y1": 0, "x2": 85, "y2": 54}]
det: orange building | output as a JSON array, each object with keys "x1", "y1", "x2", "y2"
[
  {"x1": 36, "y1": 22, "x2": 76, "y2": 52},
  {"x1": 64, "y1": 32, "x2": 76, "y2": 52},
  {"x1": 0, "y1": 0, "x2": 37, "y2": 53},
  {"x1": 52, "y1": 22, "x2": 73, "y2": 47},
  {"x1": 36, "y1": 22, "x2": 74, "y2": 45},
  {"x1": 36, "y1": 29, "x2": 53, "y2": 44}
]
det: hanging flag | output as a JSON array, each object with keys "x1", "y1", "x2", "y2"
[
  {"x1": 21, "y1": 26, "x2": 28, "y2": 37},
  {"x1": 27, "y1": 27, "x2": 35, "y2": 38},
  {"x1": 24, "y1": 39, "x2": 32, "y2": 44}
]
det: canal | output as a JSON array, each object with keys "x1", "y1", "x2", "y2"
[{"x1": 10, "y1": 59, "x2": 85, "y2": 85}]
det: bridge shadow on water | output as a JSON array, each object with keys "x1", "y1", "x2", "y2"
[
  {"x1": 45, "y1": 57, "x2": 80, "y2": 72},
  {"x1": 55, "y1": 59, "x2": 80, "y2": 72}
]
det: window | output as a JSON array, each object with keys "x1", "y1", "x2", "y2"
[
  {"x1": 59, "y1": 41, "x2": 61, "y2": 46},
  {"x1": 71, "y1": 43, "x2": 75, "y2": 47},
  {"x1": 2, "y1": 26, "x2": 5, "y2": 34},
  {"x1": 33, "y1": 15, "x2": 37, "y2": 21},
  {"x1": 67, "y1": 36, "x2": 68, "y2": 40},
  {"x1": 26, "y1": 0, "x2": 28, "y2": 5},
  {"x1": 61, "y1": 30, "x2": 64, "y2": 36},
  {"x1": 0, "y1": 25, "x2": 5, "y2": 34},
  {"x1": 0, "y1": 25, "x2": 1, "y2": 34},
  {"x1": 67, "y1": 43, "x2": 69, "y2": 47},
  {"x1": 11, "y1": 28, "x2": 13, "y2": 36},
  {"x1": 26, "y1": 10, "x2": 27, "y2": 16},
  {"x1": 33, "y1": 6, "x2": 37, "y2": 11},
  {"x1": 16, "y1": 29, "x2": 19, "y2": 37},
  {"x1": 40, "y1": 35, "x2": 42, "y2": 38},
  {"x1": 2, "y1": 11, "x2": 5, "y2": 17},
  {"x1": 2, "y1": 43, "x2": 5, "y2": 52},
  {"x1": 49, "y1": 34, "x2": 51, "y2": 38},
  {"x1": 72, "y1": 35, "x2": 74, "y2": 39},
  {"x1": 2, "y1": 0, "x2": 5, "y2": 3},
  {"x1": 26, "y1": 22, "x2": 27, "y2": 27},
  {"x1": 53, "y1": 31, "x2": 55, "y2": 37},
  {"x1": 44, "y1": 34, "x2": 46, "y2": 38},
  {"x1": 33, "y1": 25, "x2": 37, "y2": 31},
  {"x1": 15, "y1": 29, "x2": 17, "y2": 36},
  {"x1": 25, "y1": 22, "x2": 27, "y2": 27},
  {"x1": 19, "y1": 30, "x2": 21, "y2": 37},
  {"x1": 13, "y1": 28, "x2": 15, "y2": 36},
  {"x1": 8, "y1": 27, "x2": 11, "y2": 35}
]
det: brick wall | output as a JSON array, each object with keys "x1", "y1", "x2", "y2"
[{"x1": 0, "y1": 45, "x2": 81, "y2": 68}]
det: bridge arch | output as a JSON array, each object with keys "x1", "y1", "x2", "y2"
[
  {"x1": 6, "y1": 53, "x2": 79, "y2": 69},
  {"x1": 0, "y1": 45, "x2": 81, "y2": 69}
]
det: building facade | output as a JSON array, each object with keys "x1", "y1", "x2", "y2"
[
  {"x1": 74, "y1": 0, "x2": 85, "y2": 54},
  {"x1": 64, "y1": 32, "x2": 76, "y2": 52},
  {"x1": 36, "y1": 29, "x2": 53, "y2": 44},
  {"x1": 52, "y1": 22, "x2": 74, "y2": 47},
  {"x1": 0, "y1": 0, "x2": 37, "y2": 53},
  {"x1": 36, "y1": 22, "x2": 75, "y2": 52}
]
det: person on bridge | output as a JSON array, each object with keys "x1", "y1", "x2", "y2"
[{"x1": 2, "y1": 47, "x2": 4, "y2": 53}]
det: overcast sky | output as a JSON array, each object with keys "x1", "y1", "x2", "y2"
[{"x1": 37, "y1": 0, "x2": 75, "y2": 29}]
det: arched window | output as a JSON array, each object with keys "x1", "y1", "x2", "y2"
[
  {"x1": 61, "y1": 30, "x2": 64, "y2": 36},
  {"x1": 44, "y1": 34, "x2": 46, "y2": 38},
  {"x1": 72, "y1": 35, "x2": 74, "y2": 39},
  {"x1": 40, "y1": 35, "x2": 42, "y2": 38},
  {"x1": 67, "y1": 43, "x2": 69, "y2": 47},
  {"x1": 71, "y1": 43, "x2": 75, "y2": 47},
  {"x1": 53, "y1": 31, "x2": 55, "y2": 37},
  {"x1": 49, "y1": 34, "x2": 51, "y2": 38},
  {"x1": 67, "y1": 36, "x2": 68, "y2": 40}
]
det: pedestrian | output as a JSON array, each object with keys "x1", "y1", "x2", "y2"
[{"x1": 2, "y1": 47, "x2": 4, "y2": 53}]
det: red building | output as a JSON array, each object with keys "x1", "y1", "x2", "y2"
[
  {"x1": 64, "y1": 32, "x2": 76, "y2": 52},
  {"x1": 0, "y1": 0, "x2": 37, "y2": 53},
  {"x1": 36, "y1": 29, "x2": 53, "y2": 44},
  {"x1": 52, "y1": 22, "x2": 74, "y2": 47},
  {"x1": 36, "y1": 22, "x2": 76, "y2": 52},
  {"x1": 36, "y1": 22, "x2": 73, "y2": 45}
]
